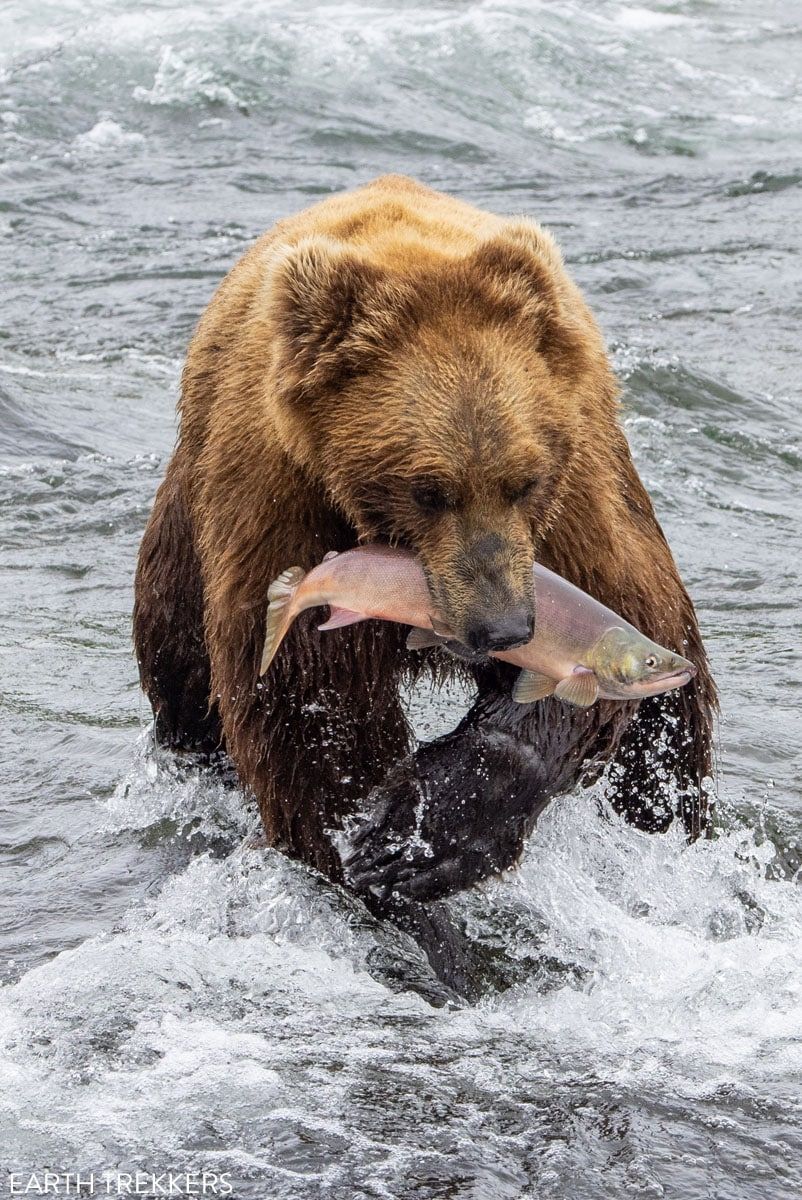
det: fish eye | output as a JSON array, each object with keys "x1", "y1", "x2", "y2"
[
  {"x1": 411, "y1": 480, "x2": 455, "y2": 515},
  {"x1": 644, "y1": 654, "x2": 658, "y2": 670}
]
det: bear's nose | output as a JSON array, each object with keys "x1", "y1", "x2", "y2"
[{"x1": 465, "y1": 608, "x2": 535, "y2": 654}]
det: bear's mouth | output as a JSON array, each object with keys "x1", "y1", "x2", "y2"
[{"x1": 433, "y1": 637, "x2": 487, "y2": 663}]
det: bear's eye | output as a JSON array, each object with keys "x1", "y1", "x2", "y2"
[
  {"x1": 411, "y1": 481, "x2": 455, "y2": 515},
  {"x1": 507, "y1": 477, "x2": 539, "y2": 504}
]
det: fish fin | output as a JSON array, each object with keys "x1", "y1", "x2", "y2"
[
  {"x1": 512, "y1": 670, "x2": 555, "y2": 704},
  {"x1": 259, "y1": 566, "x2": 306, "y2": 676},
  {"x1": 430, "y1": 616, "x2": 456, "y2": 638},
  {"x1": 322, "y1": 550, "x2": 339, "y2": 562},
  {"x1": 317, "y1": 606, "x2": 367, "y2": 631},
  {"x1": 406, "y1": 627, "x2": 443, "y2": 650},
  {"x1": 267, "y1": 566, "x2": 305, "y2": 604},
  {"x1": 554, "y1": 669, "x2": 600, "y2": 708}
]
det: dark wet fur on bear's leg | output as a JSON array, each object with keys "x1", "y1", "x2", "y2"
[
  {"x1": 345, "y1": 725, "x2": 551, "y2": 902},
  {"x1": 362, "y1": 892, "x2": 485, "y2": 1005},
  {"x1": 133, "y1": 460, "x2": 224, "y2": 759},
  {"x1": 343, "y1": 671, "x2": 624, "y2": 905}
]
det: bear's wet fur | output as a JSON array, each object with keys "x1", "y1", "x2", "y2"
[{"x1": 134, "y1": 176, "x2": 716, "y2": 993}]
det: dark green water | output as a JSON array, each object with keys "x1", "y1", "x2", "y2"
[{"x1": 1, "y1": 2, "x2": 801, "y2": 1196}]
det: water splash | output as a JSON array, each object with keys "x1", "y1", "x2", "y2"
[
  {"x1": 133, "y1": 45, "x2": 247, "y2": 111},
  {"x1": 2, "y1": 744, "x2": 801, "y2": 1193}
]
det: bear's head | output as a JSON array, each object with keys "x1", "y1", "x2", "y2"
[{"x1": 266, "y1": 224, "x2": 618, "y2": 653}]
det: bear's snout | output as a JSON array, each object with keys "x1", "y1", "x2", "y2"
[
  {"x1": 463, "y1": 606, "x2": 535, "y2": 654},
  {"x1": 419, "y1": 516, "x2": 537, "y2": 655}
]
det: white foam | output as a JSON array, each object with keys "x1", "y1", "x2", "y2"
[
  {"x1": 72, "y1": 117, "x2": 145, "y2": 153},
  {"x1": 471, "y1": 789, "x2": 802, "y2": 1094},
  {"x1": 523, "y1": 106, "x2": 589, "y2": 144},
  {"x1": 133, "y1": 45, "x2": 245, "y2": 109},
  {"x1": 614, "y1": 6, "x2": 691, "y2": 31},
  {"x1": 101, "y1": 734, "x2": 262, "y2": 871}
]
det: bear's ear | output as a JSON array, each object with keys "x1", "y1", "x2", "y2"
[
  {"x1": 464, "y1": 223, "x2": 566, "y2": 354},
  {"x1": 267, "y1": 237, "x2": 415, "y2": 400}
]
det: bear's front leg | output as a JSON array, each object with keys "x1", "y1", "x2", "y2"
[
  {"x1": 344, "y1": 671, "x2": 626, "y2": 901},
  {"x1": 344, "y1": 725, "x2": 551, "y2": 900}
]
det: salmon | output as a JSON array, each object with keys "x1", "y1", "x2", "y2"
[{"x1": 259, "y1": 545, "x2": 696, "y2": 707}]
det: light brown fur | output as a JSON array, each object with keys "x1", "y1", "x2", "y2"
[{"x1": 134, "y1": 175, "x2": 716, "y2": 889}]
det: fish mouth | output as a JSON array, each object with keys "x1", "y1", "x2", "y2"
[
  {"x1": 664, "y1": 669, "x2": 694, "y2": 686},
  {"x1": 637, "y1": 667, "x2": 696, "y2": 696},
  {"x1": 669, "y1": 660, "x2": 697, "y2": 683}
]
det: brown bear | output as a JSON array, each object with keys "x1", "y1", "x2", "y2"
[{"x1": 134, "y1": 175, "x2": 716, "y2": 983}]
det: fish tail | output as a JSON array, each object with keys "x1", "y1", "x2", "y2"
[{"x1": 259, "y1": 566, "x2": 306, "y2": 676}]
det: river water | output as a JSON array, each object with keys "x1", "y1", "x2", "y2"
[{"x1": 1, "y1": 2, "x2": 801, "y2": 1196}]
